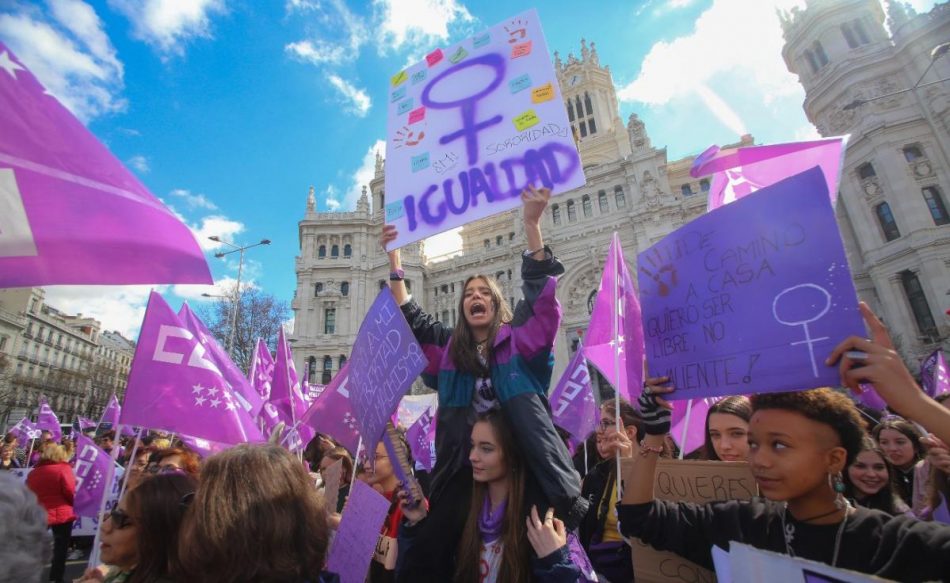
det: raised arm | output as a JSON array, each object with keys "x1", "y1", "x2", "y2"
[
  {"x1": 382, "y1": 225, "x2": 409, "y2": 306},
  {"x1": 620, "y1": 378, "x2": 673, "y2": 505},
  {"x1": 522, "y1": 185, "x2": 548, "y2": 261}
]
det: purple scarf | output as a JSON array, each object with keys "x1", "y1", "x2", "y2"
[{"x1": 479, "y1": 493, "x2": 507, "y2": 543}]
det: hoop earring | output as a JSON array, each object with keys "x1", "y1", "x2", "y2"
[{"x1": 830, "y1": 471, "x2": 847, "y2": 509}]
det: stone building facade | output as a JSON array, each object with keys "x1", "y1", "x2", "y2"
[{"x1": 781, "y1": 0, "x2": 950, "y2": 361}]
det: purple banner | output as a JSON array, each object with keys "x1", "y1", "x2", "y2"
[
  {"x1": 37, "y1": 397, "x2": 62, "y2": 441},
  {"x1": 8, "y1": 417, "x2": 39, "y2": 446},
  {"x1": 550, "y1": 349, "x2": 599, "y2": 451},
  {"x1": 347, "y1": 288, "x2": 427, "y2": 457},
  {"x1": 72, "y1": 434, "x2": 114, "y2": 517},
  {"x1": 301, "y1": 362, "x2": 362, "y2": 454},
  {"x1": 406, "y1": 407, "x2": 436, "y2": 471},
  {"x1": 326, "y1": 480, "x2": 392, "y2": 583},
  {"x1": 638, "y1": 167, "x2": 864, "y2": 400}
]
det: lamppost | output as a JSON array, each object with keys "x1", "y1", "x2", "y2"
[
  {"x1": 843, "y1": 42, "x2": 950, "y2": 110},
  {"x1": 206, "y1": 236, "x2": 271, "y2": 358}
]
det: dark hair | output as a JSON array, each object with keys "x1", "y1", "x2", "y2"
[
  {"x1": 702, "y1": 396, "x2": 752, "y2": 461},
  {"x1": 871, "y1": 418, "x2": 924, "y2": 463},
  {"x1": 177, "y1": 445, "x2": 330, "y2": 583},
  {"x1": 98, "y1": 430, "x2": 116, "y2": 441},
  {"x1": 126, "y1": 473, "x2": 197, "y2": 583},
  {"x1": 456, "y1": 411, "x2": 529, "y2": 583},
  {"x1": 927, "y1": 394, "x2": 950, "y2": 513},
  {"x1": 842, "y1": 437, "x2": 906, "y2": 515},
  {"x1": 321, "y1": 446, "x2": 354, "y2": 484},
  {"x1": 601, "y1": 398, "x2": 644, "y2": 440},
  {"x1": 448, "y1": 275, "x2": 513, "y2": 377},
  {"x1": 750, "y1": 389, "x2": 866, "y2": 466}
]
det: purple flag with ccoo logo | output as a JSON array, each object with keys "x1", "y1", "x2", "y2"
[
  {"x1": 301, "y1": 362, "x2": 362, "y2": 454},
  {"x1": 549, "y1": 348, "x2": 599, "y2": 452},
  {"x1": 36, "y1": 397, "x2": 62, "y2": 441},
  {"x1": 72, "y1": 434, "x2": 114, "y2": 517}
]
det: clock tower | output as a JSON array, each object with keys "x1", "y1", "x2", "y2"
[{"x1": 555, "y1": 39, "x2": 632, "y2": 165}]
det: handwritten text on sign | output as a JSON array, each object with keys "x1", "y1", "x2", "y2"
[
  {"x1": 637, "y1": 168, "x2": 863, "y2": 400},
  {"x1": 384, "y1": 8, "x2": 585, "y2": 249},
  {"x1": 347, "y1": 288, "x2": 427, "y2": 455},
  {"x1": 326, "y1": 481, "x2": 392, "y2": 583}
]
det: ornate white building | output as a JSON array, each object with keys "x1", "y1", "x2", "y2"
[
  {"x1": 291, "y1": 40, "x2": 749, "y2": 393},
  {"x1": 781, "y1": 0, "x2": 950, "y2": 361}
]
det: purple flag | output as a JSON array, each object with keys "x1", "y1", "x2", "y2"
[
  {"x1": 921, "y1": 349, "x2": 949, "y2": 398},
  {"x1": 269, "y1": 328, "x2": 315, "y2": 450},
  {"x1": 326, "y1": 480, "x2": 392, "y2": 583},
  {"x1": 347, "y1": 288, "x2": 428, "y2": 459},
  {"x1": 249, "y1": 339, "x2": 275, "y2": 400},
  {"x1": 550, "y1": 349, "x2": 599, "y2": 452},
  {"x1": 301, "y1": 362, "x2": 362, "y2": 454},
  {"x1": 639, "y1": 168, "x2": 864, "y2": 400},
  {"x1": 8, "y1": 417, "x2": 40, "y2": 446},
  {"x1": 120, "y1": 291, "x2": 265, "y2": 445},
  {"x1": 36, "y1": 397, "x2": 62, "y2": 441},
  {"x1": 179, "y1": 434, "x2": 229, "y2": 458},
  {"x1": 855, "y1": 382, "x2": 888, "y2": 411},
  {"x1": 77, "y1": 417, "x2": 96, "y2": 431},
  {"x1": 72, "y1": 434, "x2": 113, "y2": 517},
  {"x1": 99, "y1": 394, "x2": 121, "y2": 428},
  {"x1": 406, "y1": 408, "x2": 436, "y2": 471},
  {"x1": 585, "y1": 233, "x2": 645, "y2": 402},
  {"x1": 692, "y1": 136, "x2": 846, "y2": 212},
  {"x1": 179, "y1": 303, "x2": 264, "y2": 418},
  {"x1": 0, "y1": 42, "x2": 211, "y2": 287},
  {"x1": 670, "y1": 397, "x2": 719, "y2": 456}
]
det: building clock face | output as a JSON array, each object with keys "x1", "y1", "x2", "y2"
[{"x1": 569, "y1": 75, "x2": 581, "y2": 87}]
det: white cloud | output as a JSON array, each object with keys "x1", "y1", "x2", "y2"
[
  {"x1": 285, "y1": 0, "x2": 367, "y2": 66},
  {"x1": 327, "y1": 74, "x2": 371, "y2": 116},
  {"x1": 324, "y1": 185, "x2": 342, "y2": 211},
  {"x1": 793, "y1": 123, "x2": 821, "y2": 141},
  {"x1": 173, "y1": 275, "x2": 256, "y2": 301},
  {"x1": 341, "y1": 139, "x2": 385, "y2": 211},
  {"x1": 424, "y1": 227, "x2": 463, "y2": 261},
  {"x1": 372, "y1": 0, "x2": 473, "y2": 52},
  {"x1": 170, "y1": 188, "x2": 219, "y2": 211},
  {"x1": 43, "y1": 285, "x2": 157, "y2": 339},
  {"x1": 191, "y1": 215, "x2": 246, "y2": 251},
  {"x1": 108, "y1": 0, "x2": 226, "y2": 56},
  {"x1": 694, "y1": 83, "x2": 748, "y2": 136},
  {"x1": 0, "y1": 4, "x2": 125, "y2": 122},
  {"x1": 285, "y1": 39, "x2": 347, "y2": 66},
  {"x1": 127, "y1": 154, "x2": 150, "y2": 173}
]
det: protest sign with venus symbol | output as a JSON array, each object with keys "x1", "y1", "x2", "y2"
[
  {"x1": 384, "y1": 9, "x2": 585, "y2": 249},
  {"x1": 638, "y1": 167, "x2": 864, "y2": 400}
]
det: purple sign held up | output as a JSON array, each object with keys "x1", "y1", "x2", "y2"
[
  {"x1": 347, "y1": 288, "x2": 427, "y2": 457},
  {"x1": 326, "y1": 480, "x2": 392, "y2": 583},
  {"x1": 638, "y1": 167, "x2": 864, "y2": 400}
]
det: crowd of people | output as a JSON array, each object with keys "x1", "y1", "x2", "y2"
[{"x1": 2, "y1": 187, "x2": 949, "y2": 582}]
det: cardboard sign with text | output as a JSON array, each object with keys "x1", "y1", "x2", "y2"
[
  {"x1": 322, "y1": 458, "x2": 344, "y2": 514},
  {"x1": 623, "y1": 458, "x2": 757, "y2": 583}
]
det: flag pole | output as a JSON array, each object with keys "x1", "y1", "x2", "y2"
[
  {"x1": 350, "y1": 436, "x2": 363, "y2": 493},
  {"x1": 583, "y1": 440, "x2": 589, "y2": 476},
  {"x1": 115, "y1": 428, "x2": 144, "y2": 504},
  {"x1": 87, "y1": 423, "x2": 124, "y2": 570},
  {"x1": 679, "y1": 399, "x2": 693, "y2": 460},
  {"x1": 611, "y1": 234, "x2": 623, "y2": 495},
  {"x1": 25, "y1": 438, "x2": 35, "y2": 467}
]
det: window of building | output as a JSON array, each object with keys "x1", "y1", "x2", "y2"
[
  {"x1": 441, "y1": 284, "x2": 449, "y2": 294},
  {"x1": 314, "y1": 282, "x2": 323, "y2": 296},
  {"x1": 26, "y1": 322, "x2": 32, "y2": 336},
  {"x1": 922, "y1": 186, "x2": 950, "y2": 226},
  {"x1": 700, "y1": 179, "x2": 710, "y2": 192},
  {"x1": 324, "y1": 309, "x2": 336, "y2": 334},
  {"x1": 0, "y1": 337, "x2": 6, "y2": 352},
  {"x1": 307, "y1": 356, "x2": 317, "y2": 381},
  {"x1": 509, "y1": 232, "x2": 515, "y2": 241},
  {"x1": 682, "y1": 184, "x2": 694, "y2": 197},
  {"x1": 615, "y1": 186, "x2": 626, "y2": 208},
  {"x1": 344, "y1": 244, "x2": 352, "y2": 257},
  {"x1": 496, "y1": 235, "x2": 503, "y2": 246},
  {"x1": 903, "y1": 145, "x2": 924, "y2": 162},
  {"x1": 450, "y1": 282, "x2": 455, "y2": 293},
  {"x1": 875, "y1": 202, "x2": 901, "y2": 241},
  {"x1": 507, "y1": 270, "x2": 512, "y2": 280},
  {"x1": 804, "y1": 50, "x2": 818, "y2": 74},
  {"x1": 496, "y1": 271, "x2": 505, "y2": 281},
  {"x1": 567, "y1": 100, "x2": 575, "y2": 122},
  {"x1": 841, "y1": 23, "x2": 858, "y2": 49},
  {"x1": 900, "y1": 270, "x2": 939, "y2": 338},
  {"x1": 842, "y1": 19, "x2": 871, "y2": 48},
  {"x1": 442, "y1": 310, "x2": 449, "y2": 322},
  {"x1": 339, "y1": 355, "x2": 347, "y2": 369},
  {"x1": 552, "y1": 204, "x2": 561, "y2": 225},
  {"x1": 598, "y1": 191, "x2": 608, "y2": 213},
  {"x1": 318, "y1": 245, "x2": 326, "y2": 258},
  {"x1": 857, "y1": 162, "x2": 876, "y2": 180},
  {"x1": 567, "y1": 200, "x2": 577, "y2": 222},
  {"x1": 379, "y1": 280, "x2": 387, "y2": 290},
  {"x1": 579, "y1": 121, "x2": 587, "y2": 138},
  {"x1": 582, "y1": 92, "x2": 597, "y2": 135},
  {"x1": 322, "y1": 356, "x2": 332, "y2": 384},
  {"x1": 582, "y1": 195, "x2": 592, "y2": 217},
  {"x1": 341, "y1": 281, "x2": 350, "y2": 296},
  {"x1": 813, "y1": 40, "x2": 829, "y2": 68},
  {"x1": 484, "y1": 239, "x2": 490, "y2": 249},
  {"x1": 331, "y1": 245, "x2": 339, "y2": 258}
]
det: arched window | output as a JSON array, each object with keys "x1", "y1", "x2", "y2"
[
  {"x1": 812, "y1": 40, "x2": 829, "y2": 68},
  {"x1": 567, "y1": 200, "x2": 577, "y2": 222},
  {"x1": 804, "y1": 49, "x2": 818, "y2": 74},
  {"x1": 343, "y1": 244, "x2": 352, "y2": 257},
  {"x1": 582, "y1": 195, "x2": 592, "y2": 217},
  {"x1": 857, "y1": 162, "x2": 876, "y2": 179},
  {"x1": 322, "y1": 355, "x2": 332, "y2": 384},
  {"x1": 314, "y1": 282, "x2": 323, "y2": 296},
  {"x1": 900, "y1": 270, "x2": 938, "y2": 339},
  {"x1": 341, "y1": 281, "x2": 349, "y2": 296},
  {"x1": 552, "y1": 204, "x2": 561, "y2": 225},
  {"x1": 575, "y1": 96, "x2": 583, "y2": 119},
  {"x1": 567, "y1": 100, "x2": 575, "y2": 122},
  {"x1": 331, "y1": 245, "x2": 339, "y2": 257},
  {"x1": 681, "y1": 184, "x2": 694, "y2": 197},
  {"x1": 584, "y1": 92, "x2": 593, "y2": 116},
  {"x1": 922, "y1": 186, "x2": 949, "y2": 226},
  {"x1": 700, "y1": 179, "x2": 710, "y2": 192},
  {"x1": 307, "y1": 356, "x2": 317, "y2": 381},
  {"x1": 496, "y1": 235, "x2": 503, "y2": 246},
  {"x1": 614, "y1": 186, "x2": 626, "y2": 208},
  {"x1": 339, "y1": 355, "x2": 347, "y2": 369},
  {"x1": 598, "y1": 191, "x2": 608, "y2": 213},
  {"x1": 903, "y1": 145, "x2": 924, "y2": 162},
  {"x1": 318, "y1": 245, "x2": 326, "y2": 258},
  {"x1": 875, "y1": 202, "x2": 900, "y2": 241}
]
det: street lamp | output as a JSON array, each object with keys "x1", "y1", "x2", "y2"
[
  {"x1": 843, "y1": 42, "x2": 950, "y2": 110},
  {"x1": 207, "y1": 236, "x2": 271, "y2": 357}
]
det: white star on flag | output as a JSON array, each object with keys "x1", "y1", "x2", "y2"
[
  {"x1": 0, "y1": 51, "x2": 24, "y2": 79},
  {"x1": 192, "y1": 384, "x2": 205, "y2": 395},
  {"x1": 226, "y1": 401, "x2": 237, "y2": 411},
  {"x1": 206, "y1": 387, "x2": 219, "y2": 396},
  {"x1": 210, "y1": 398, "x2": 221, "y2": 408},
  {"x1": 195, "y1": 396, "x2": 207, "y2": 406}
]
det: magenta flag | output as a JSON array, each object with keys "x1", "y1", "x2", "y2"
[
  {"x1": 36, "y1": 397, "x2": 62, "y2": 441},
  {"x1": 855, "y1": 382, "x2": 888, "y2": 411},
  {"x1": 179, "y1": 303, "x2": 264, "y2": 418},
  {"x1": 692, "y1": 136, "x2": 846, "y2": 213},
  {"x1": 179, "y1": 434, "x2": 229, "y2": 458},
  {"x1": 249, "y1": 339, "x2": 275, "y2": 401},
  {"x1": 301, "y1": 362, "x2": 362, "y2": 454},
  {"x1": 406, "y1": 407, "x2": 436, "y2": 471},
  {"x1": 72, "y1": 434, "x2": 113, "y2": 517},
  {"x1": 550, "y1": 348, "x2": 599, "y2": 452},
  {"x1": 99, "y1": 394, "x2": 121, "y2": 428},
  {"x1": 77, "y1": 417, "x2": 96, "y2": 431},
  {"x1": 269, "y1": 328, "x2": 315, "y2": 450},
  {"x1": 9, "y1": 417, "x2": 40, "y2": 446},
  {"x1": 0, "y1": 42, "x2": 211, "y2": 287},
  {"x1": 921, "y1": 349, "x2": 949, "y2": 399},
  {"x1": 669, "y1": 397, "x2": 719, "y2": 457},
  {"x1": 121, "y1": 291, "x2": 265, "y2": 445},
  {"x1": 584, "y1": 233, "x2": 645, "y2": 402}
]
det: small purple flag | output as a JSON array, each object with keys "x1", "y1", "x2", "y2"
[
  {"x1": 179, "y1": 303, "x2": 264, "y2": 418},
  {"x1": 249, "y1": 339, "x2": 275, "y2": 401},
  {"x1": 99, "y1": 394, "x2": 121, "y2": 428},
  {"x1": 406, "y1": 407, "x2": 436, "y2": 471},
  {"x1": 0, "y1": 42, "x2": 211, "y2": 287},
  {"x1": 670, "y1": 397, "x2": 718, "y2": 456},
  {"x1": 921, "y1": 349, "x2": 949, "y2": 399},
  {"x1": 855, "y1": 382, "x2": 888, "y2": 411},
  {"x1": 179, "y1": 434, "x2": 229, "y2": 458},
  {"x1": 121, "y1": 291, "x2": 265, "y2": 445},
  {"x1": 301, "y1": 362, "x2": 362, "y2": 454},
  {"x1": 269, "y1": 327, "x2": 315, "y2": 451},
  {"x1": 550, "y1": 349, "x2": 599, "y2": 452},
  {"x1": 37, "y1": 397, "x2": 62, "y2": 441},
  {"x1": 8, "y1": 417, "x2": 40, "y2": 446},
  {"x1": 72, "y1": 434, "x2": 113, "y2": 517},
  {"x1": 76, "y1": 417, "x2": 96, "y2": 431},
  {"x1": 585, "y1": 232, "x2": 645, "y2": 402},
  {"x1": 326, "y1": 480, "x2": 392, "y2": 583},
  {"x1": 347, "y1": 288, "x2": 428, "y2": 460}
]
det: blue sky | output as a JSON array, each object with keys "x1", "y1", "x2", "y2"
[{"x1": 0, "y1": 0, "x2": 938, "y2": 338}]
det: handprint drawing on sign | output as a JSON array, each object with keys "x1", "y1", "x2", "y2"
[
  {"x1": 393, "y1": 125, "x2": 426, "y2": 149},
  {"x1": 639, "y1": 263, "x2": 678, "y2": 297},
  {"x1": 505, "y1": 19, "x2": 527, "y2": 43}
]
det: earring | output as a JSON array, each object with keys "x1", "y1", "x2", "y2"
[{"x1": 831, "y1": 471, "x2": 847, "y2": 509}]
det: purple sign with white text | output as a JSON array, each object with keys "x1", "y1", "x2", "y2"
[{"x1": 638, "y1": 167, "x2": 863, "y2": 400}]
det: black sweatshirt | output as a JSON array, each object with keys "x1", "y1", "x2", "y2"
[{"x1": 617, "y1": 498, "x2": 950, "y2": 582}]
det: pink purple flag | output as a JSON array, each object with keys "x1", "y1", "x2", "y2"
[
  {"x1": 72, "y1": 434, "x2": 113, "y2": 517},
  {"x1": 691, "y1": 136, "x2": 846, "y2": 213},
  {"x1": 37, "y1": 397, "x2": 62, "y2": 441},
  {"x1": 584, "y1": 233, "x2": 645, "y2": 402},
  {"x1": 0, "y1": 42, "x2": 211, "y2": 287},
  {"x1": 99, "y1": 394, "x2": 121, "y2": 428},
  {"x1": 269, "y1": 327, "x2": 315, "y2": 450},
  {"x1": 670, "y1": 397, "x2": 719, "y2": 456},
  {"x1": 855, "y1": 382, "x2": 888, "y2": 411},
  {"x1": 179, "y1": 303, "x2": 264, "y2": 418},
  {"x1": 76, "y1": 417, "x2": 96, "y2": 431},
  {"x1": 406, "y1": 407, "x2": 436, "y2": 471},
  {"x1": 550, "y1": 348, "x2": 600, "y2": 452},
  {"x1": 121, "y1": 291, "x2": 265, "y2": 445},
  {"x1": 179, "y1": 434, "x2": 229, "y2": 458},
  {"x1": 249, "y1": 339, "x2": 275, "y2": 401},
  {"x1": 8, "y1": 417, "x2": 39, "y2": 446},
  {"x1": 921, "y1": 349, "x2": 949, "y2": 399},
  {"x1": 301, "y1": 362, "x2": 362, "y2": 454}
]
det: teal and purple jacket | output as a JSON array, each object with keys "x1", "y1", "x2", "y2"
[{"x1": 399, "y1": 246, "x2": 588, "y2": 529}]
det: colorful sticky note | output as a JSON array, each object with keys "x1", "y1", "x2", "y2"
[
  {"x1": 509, "y1": 74, "x2": 532, "y2": 94},
  {"x1": 397, "y1": 98, "x2": 414, "y2": 115},
  {"x1": 511, "y1": 41, "x2": 532, "y2": 59},
  {"x1": 391, "y1": 86, "x2": 406, "y2": 103},
  {"x1": 411, "y1": 69, "x2": 427, "y2": 85},
  {"x1": 425, "y1": 49, "x2": 444, "y2": 67},
  {"x1": 512, "y1": 110, "x2": 540, "y2": 131},
  {"x1": 408, "y1": 107, "x2": 426, "y2": 125},
  {"x1": 448, "y1": 46, "x2": 468, "y2": 64},
  {"x1": 473, "y1": 33, "x2": 490, "y2": 48},
  {"x1": 531, "y1": 82, "x2": 555, "y2": 104},
  {"x1": 391, "y1": 70, "x2": 408, "y2": 87},
  {"x1": 411, "y1": 153, "x2": 430, "y2": 173},
  {"x1": 385, "y1": 201, "x2": 405, "y2": 221}
]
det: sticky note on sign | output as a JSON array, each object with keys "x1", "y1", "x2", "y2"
[
  {"x1": 426, "y1": 49, "x2": 443, "y2": 67},
  {"x1": 511, "y1": 41, "x2": 532, "y2": 59},
  {"x1": 397, "y1": 98, "x2": 414, "y2": 115},
  {"x1": 531, "y1": 83, "x2": 555, "y2": 104},
  {"x1": 391, "y1": 70, "x2": 408, "y2": 87},
  {"x1": 473, "y1": 33, "x2": 490, "y2": 48},
  {"x1": 391, "y1": 86, "x2": 406, "y2": 102},
  {"x1": 411, "y1": 69, "x2": 427, "y2": 85},
  {"x1": 411, "y1": 152, "x2": 430, "y2": 173},
  {"x1": 385, "y1": 201, "x2": 405, "y2": 221},
  {"x1": 513, "y1": 110, "x2": 540, "y2": 131},
  {"x1": 509, "y1": 74, "x2": 531, "y2": 94},
  {"x1": 408, "y1": 107, "x2": 426, "y2": 124},
  {"x1": 449, "y1": 46, "x2": 468, "y2": 64}
]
